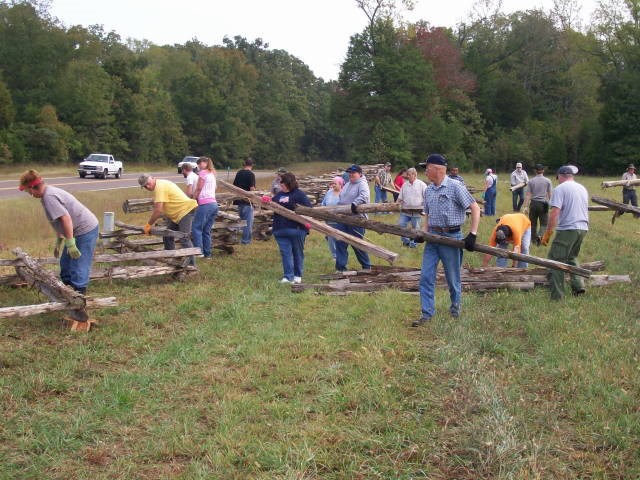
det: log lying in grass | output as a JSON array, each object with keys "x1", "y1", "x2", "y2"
[
  {"x1": 295, "y1": 206, "x2": 592, "y2": 278},
  {"x1": 0, "y1": 297, "x2": 117, "y2": 319},
  {"x1": 601, "y1": 179, "x2": 640, "y2": 189},
  {"x1": 292, "y1": 265, "x2": 628, "y2": 295},
  {"x1": 218, "y1": 179, "x2": 399, "y2": 264}
]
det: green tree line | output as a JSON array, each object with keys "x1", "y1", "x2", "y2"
[{"x1": 0, "y1": 0, "x2": 638, "y2": 173}]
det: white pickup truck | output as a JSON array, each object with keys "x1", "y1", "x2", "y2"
[{"x1": 78, "y1": 153, "x2": 123, "y2": 179}]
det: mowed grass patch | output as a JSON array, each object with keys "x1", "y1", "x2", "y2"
[{"x1": 1, "y1": 172, "x2": 639, "y2": 478}]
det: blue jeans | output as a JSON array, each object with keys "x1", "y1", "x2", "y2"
[
  {"x1": 419, "y1": 230, "x2": 463, "y2": 319},
  {"x1": 496, "y1": 227, "x2": 531, "y2": 268},
  {"x1": 374, "y1": 185, "x2": 387, "y2": 203},
  {"x1": 512, "y1": 188, "x2": 525, "y2": 211},
  {"x1": 163, "y1": 209, "x2": 196, "y2": 266},
  {"x1": 192, "y1": 202, "x2": 219, "y2": 257},
  {"x1": 484, "y1": 188, "x2": 496, "y2": 216},
  {"x1": 335, "y1": 223, "x2": 371, "y2": 271},
  {"x1": 399, "y1": 213, "x2": 422, "y2": 246},
  {"x1": 273, "y1": 228, "x2": 307, "y2": 280},
  {"x1": 60, "y1": 225, "x2": 99, "y2": 292},
  {"x1": 238, "y1": 203, "x2": 254, "y2": 244},
  {"x1": 326, "y1": 222, "x2": 338, "y2": 259}
]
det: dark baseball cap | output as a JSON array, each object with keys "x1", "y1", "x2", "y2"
[{"x1": 345, "y1": 164, "x2": 362, "y2": 173}]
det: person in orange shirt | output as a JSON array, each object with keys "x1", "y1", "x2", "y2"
[{"x1": 482, "y1": 213, "x2": 532, "y2": 268}]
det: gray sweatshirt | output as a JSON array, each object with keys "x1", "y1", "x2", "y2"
[{"x1": 338, "y1": 176, "x2": 370, "y2": 216}]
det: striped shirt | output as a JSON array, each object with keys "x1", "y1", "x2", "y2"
[{"x1": 424, "y1": 176, "x2": 476, "y2": 228}]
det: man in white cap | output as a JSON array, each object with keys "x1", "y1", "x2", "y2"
[
  {"x1": 541, "y1": 166, "x2": 589, "y2": 300},
  {"x1": 510, "y1": 162, "x2": 529, "y2": 212}
]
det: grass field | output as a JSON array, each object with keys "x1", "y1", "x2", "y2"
[{"x1": 1, "y1": 166, "x2": 638, "y2": 479}]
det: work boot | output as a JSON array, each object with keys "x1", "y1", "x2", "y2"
[{"x1": 411, "y1": 317, "x2": 431, "y2": 327}]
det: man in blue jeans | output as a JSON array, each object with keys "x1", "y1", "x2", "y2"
[
  {"x1": 335, "y1": 164, "x2": 371, "y2": 272},
  {"x1": 413, "y1": 154, "x2": 480, "y2": 327},
  {"x1": 233, "y1": 157, "x2": 257, "y2": 244},
  {"x1": 19, "y1": 169, "x2": 99, "y2": 295}
]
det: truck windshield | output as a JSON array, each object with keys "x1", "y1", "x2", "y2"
[{"x1": 87, "y1": 155, "x2": 109, "y2": 162}]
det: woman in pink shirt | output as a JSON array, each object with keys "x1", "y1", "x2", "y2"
[{"x1": 191, "y1": 156, "x2": 219, "y2": 259}]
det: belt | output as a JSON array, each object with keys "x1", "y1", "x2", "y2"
[{"x1": 429, "y1": 225, "x2": 461, "y2": 233}]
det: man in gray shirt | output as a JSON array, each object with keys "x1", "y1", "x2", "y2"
[
  {"x1": 540, "y1": 166, "x2": 589, "y2": 300},
  {"x1": 19, "y1": 169, "x2": 99, "y2": 295},
  {"x1": 523, "y1": 164, "x2": 552, "y2": 245},
  {"x1": 335, "y1": 164, "x2": 371, "y2": 272}
]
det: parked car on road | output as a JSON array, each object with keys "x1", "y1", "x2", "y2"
[
  {"x1": 177, "y1": 156, "x2": 199, "y2": 174},
  {"x1": 78, "y1": 153, "x2": 123, "y2": 179}
]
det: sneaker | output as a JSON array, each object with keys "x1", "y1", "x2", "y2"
[
  {"x1": 280, "y1": 278, "x2": 292, "y2": 284},
  {"x1": 360, "y1": 267, "x2": 372, "y2": 273},
  {"x1": 411, "y1": 317, "x2": 431, "y2": 327},
  {"x1": 293, "y1": 276, "x2": 302, "y2": 284}
]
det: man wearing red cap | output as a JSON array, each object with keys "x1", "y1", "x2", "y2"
[{"x1": 19, "y1": 170, "x2": 99, "y2": 295}]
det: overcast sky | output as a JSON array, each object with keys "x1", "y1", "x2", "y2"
[{"x1": 49, "y1": 0, "x2": 599, "y2": 81}]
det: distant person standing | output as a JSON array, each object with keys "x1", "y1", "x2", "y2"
[
  {"x1": 392, "y1": 168, "x2": 407, "y2": 202},
  {"x1": 397, "y1": 167, "x2": 427, "y2": 248},
  {"x1": 374, "y1": 162, "x2": 393, "y2": 204},
  {"x1": 483, "y1": 168, "x2": 498, "y2": 216},
  {"x1": 335, "y1": 164, "x2": 371, "y2": 272},
  {"x1": 139, "y1": 174, "x2": 198, "y2": 266},
  {"x1": 264, "y1": 173, "x2": 312, "y2": 284},
  {"x1": 413, "y1": 154, "x2": 480, "y2": 327},
  {"x1": 271, "y1": 167, "x2": 287, "y2": 195},
  {"x1": 233, "y1": 157, "x2": 257, "y2": 244},
  {"x1": 621, "y1": 164, "x2": 638, "y2": 212},
  {"x1": 19, "y1": 170, "x2": 99, "y2": 295},
  {"x1": 448, "y1": 166, "x2": 465, "y2": 184},
  {"x1": 182, "y1": 163, "x2": 199, "y2": 199},
  {"x1": 320, "y1": 176, "x2": 344, "y2": 259},
  {"x1": 522, "y1": 164, "x2": 552, "y2": 245},
  {"x1": 541, "y1": 166, "x2": 589, "y2": 300},
  {"x1": 191, "y1": 156, "x2": 219, "y2": 259},
  {"x1": 510, "y1": 162, "x2": 529, "y2": 211}
]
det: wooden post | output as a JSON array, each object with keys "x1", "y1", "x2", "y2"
[
  {"x1": 295, "y1": 206, "x2": 592, "y2": 278},
  {"x1": 217, "y1": 179, "x2": 399, "y2": 264}
]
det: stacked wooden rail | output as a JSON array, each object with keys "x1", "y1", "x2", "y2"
[{"x1": 292, "y1": 262, "x2": 629, "y2": 295}]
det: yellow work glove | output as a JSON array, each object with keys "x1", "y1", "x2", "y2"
[
  {"x1": 53, "y1": 237, "x2": 63, "y2": 258},
  {"x1": 540, "y1": 230, "x2": 552, "y2": 246},
  {"x1": 64, "y1": 237, "x2": 82, "y2": 259},
  {"x1": 143, "y1": 223, "x2": 152, "y2": 235}
]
